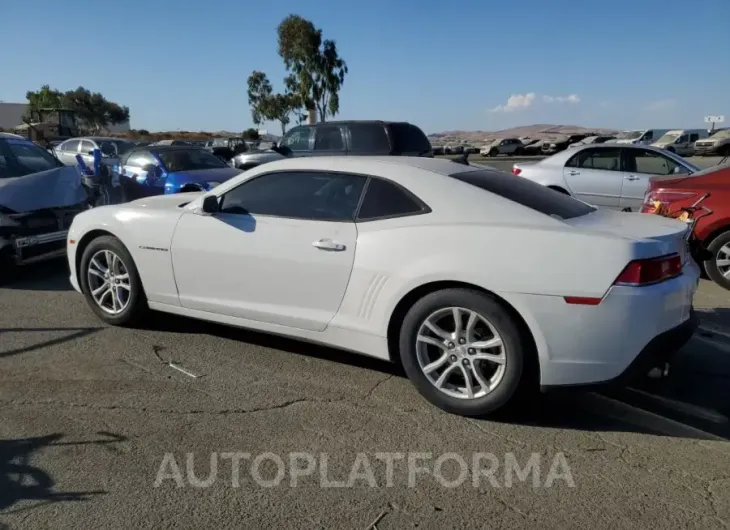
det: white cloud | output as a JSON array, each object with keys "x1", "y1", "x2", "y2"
[
  {"x1": 489, "y1": 93, "x2": 580, "y2": 112},
  {"x1": 542, "y1": 94, "x2": 580, "y2": 104},
  {"x1": 644, "y1": 98, "x2": 677, "y2": 112},
  {"x1": 489, "y1": 93, "x2": 537, "y2": 112}
]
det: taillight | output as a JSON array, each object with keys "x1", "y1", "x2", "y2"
[
  {"x1": 512, "y1": 167, "x2": 522, "y2": 175},
  {"x1": 613, "y1": 254, "x2": 682, "y2": 286},
  {"x1": 642, "y1": 189, "x2": 697, "y2": 213}
]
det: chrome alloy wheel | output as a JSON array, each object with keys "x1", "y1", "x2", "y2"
[
  {"x1": 415, "y1": 307, "x2": 506, "y2": 400},
  {"x1": 87, "y1": 250, "x2": 131, "y2": 315},
  {"x1": 716, "y1": 244, "x2": 730, "y2": 278}
]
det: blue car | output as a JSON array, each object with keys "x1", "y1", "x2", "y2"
[{"x1": 115, "y1": 145, "x2": 240, "y2": 200}]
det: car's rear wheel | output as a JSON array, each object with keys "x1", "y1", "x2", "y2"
[
  {"x1": 79, "y1": 235, "x2": 147, "y2": 326},
  {"x1": 399, "y1": 288, "x2": 526, "y2": 417},
  {"x1": 704, "y1": 231, "x2": 730, "y2": 290}
]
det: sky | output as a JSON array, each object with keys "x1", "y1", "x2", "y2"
[{"x1": 2, "y1": 0, "x2": 728, "y2": 134}]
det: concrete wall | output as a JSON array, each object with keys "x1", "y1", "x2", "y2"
[{"x1": 0, "y1": 102, "x2": 131, "y2": 133}]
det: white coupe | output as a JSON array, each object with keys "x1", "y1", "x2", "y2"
[{"x1": 66, "y1": 156, "x2": 699, "y2": 417}]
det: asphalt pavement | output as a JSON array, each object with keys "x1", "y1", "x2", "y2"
[
  {"x1": 437, "y1": 155, "x2": 727, "y2": 173},
  {"x1": 1, "y1": 261, "x2": 730, "y2": 529}
]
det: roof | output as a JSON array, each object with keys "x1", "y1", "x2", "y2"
[
  {"x1": 292, "y1": 120, "x2": 413, "y2": 128},
  {"x1": 0, "y1": 132, "x2": 26, "y2": 139},
  {"x1": 249, "y1": 155, "x2": 483, "y2": 178},
  {"x1": 132, "y1": 144, "x2": 206, "y2": 152}
]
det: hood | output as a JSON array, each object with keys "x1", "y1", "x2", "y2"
[
  {"x1": 126, "y1": 191, "x2": 205, "y2": 210},
  {"x1": 0, "y1": 166, "x2": 87, "y2": 213},
  {"x1": 166, "y1": 167, "x2": 241, "y2": 186}
]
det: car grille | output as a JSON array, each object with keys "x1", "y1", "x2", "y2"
[{"x1": 695, "y1": 142, "x2": 713, "y2": 147}]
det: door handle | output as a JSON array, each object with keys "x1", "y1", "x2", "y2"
[
  {"x1": 624, "y1": 175, "x2": 640, "y2": 181},
  {"x1": 312, "y1": 239, "x2": 346, "y2": 251},
  {"x1": 568, "y1": 170, "x2": 580, "y2": 176}
]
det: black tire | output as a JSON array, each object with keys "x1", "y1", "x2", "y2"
[
  {"x1": 720, "y1": 145, "x2": 730, "y2": 157},
  {"x1": 703, "y1": 231, "x2": 730, "y2": 290},
  {"x1": 398, "y1": 288, "x2": 526, "y2": 417},
  {"x1": 488, "y1": 148, "x2": 499, "y2": 157},
  {"x1": 0, "y1": 246, "x2": 18, "y2": 286},
  {"x1": 665, "y1": 146, "x2": 675, "y2": 153},
  {"x1": 79, "y1": 235, "x2": 148, "y2": 326},
  {"x1": 515, "y1": 147, "x2": 524, "y2": 156}
]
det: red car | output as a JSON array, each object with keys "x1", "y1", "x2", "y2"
[{"x1": 641, "y1": 163, "x2": 730, "y2": 289}]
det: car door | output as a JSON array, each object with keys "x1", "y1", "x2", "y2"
[
  {"x1": 170, "y1": 170, "x2": 366, "y2": 332},
  {"x1": 121, "y1": 149, "x2": 157, "y2": 182},
  {"x1": 620, "y1": 148, "x2": 689, "y2": 211},
  {"x1": 311, "y1": 125, "x2": 347, "y2": 157},
  {"x1": 562, "y1": 147, "x2": 625, "y2": 209},
  {"x1": 80, "y1": 139, "x2": 96, "y2": 165},
  {"x1": 686, "y1": 133, "x2": 700, "y2": 156},
  {"x1": 57, "y1": 139, "x2": 80, "y2": 165}
]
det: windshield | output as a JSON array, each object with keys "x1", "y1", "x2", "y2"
[
  {"x1": 711, "y1": 130, "x2": 730, "y2": 139},
  {"x1": 0, "y1": 138, "x2": 62, "y2": 178},
  {"x1": 617, "y1": 130, "x2": 643, "y2": 140},
  {"x1": 156, "y1": 148, "x2": 228, "y2": 172},
  {"x1": 656, "y1": 133, "x2": 680, "y2": 144}
]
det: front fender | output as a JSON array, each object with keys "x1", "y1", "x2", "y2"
[{"x1": 69, "y1": 206, "x2": 184, "y2": 306}]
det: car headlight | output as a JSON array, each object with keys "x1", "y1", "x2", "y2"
[{"x1": 206, "y1": 181, "x2": 221, "y2": 189}]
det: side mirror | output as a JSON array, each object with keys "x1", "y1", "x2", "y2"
[{"x1": 202, "y1": 195, "x2": 220, "y2": 213}]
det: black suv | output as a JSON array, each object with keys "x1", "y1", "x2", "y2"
[{"x1": 278, "y1": 120, "x2": 433, "y2": 158}]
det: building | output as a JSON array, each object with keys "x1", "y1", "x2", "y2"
[{"x1": 0, "y1": 102, "x2": 131, "y2": 133}]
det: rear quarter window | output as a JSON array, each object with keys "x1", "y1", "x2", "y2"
[
  {"x1": 348, "y1": 123, "x2": 390, "y2": 153},
  {"x1": 451, "y1": 169, "x2": 596, "y2": 220},
  {"x1": 388, "y1": 123, "x2": 432, "y2": 155}
]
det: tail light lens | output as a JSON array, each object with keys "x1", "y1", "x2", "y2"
[
  {"x1": 642, "y1": 190, "x2": 697, "y2": 213},
  {"x1": 613, "y1": 254, "x2": 682, "y2": 286},
  {"x1": 512, "y1": 167, "x2": 522, "y2": 175}
]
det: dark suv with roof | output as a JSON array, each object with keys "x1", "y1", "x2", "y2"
[{"x1": 230, "y1": 120, "x2": 434, "y2": 170}]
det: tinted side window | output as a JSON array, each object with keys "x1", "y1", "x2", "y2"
[
  {"x1": 626, "y1": 149, "x2": 679, "y2": 176},
  {"x1": 220, "y1": 171, "x2": 366, "y2": 221},
  {"x1": 690, "y1": 133, "x2": 700, "y2": 142},
  {"x1": 389, "y1": 123, "x2": 432, "y2": 154},
  {"x1": 566, "y1": 148, "x2": 621, "y2": 171},
  {"x1": 451, "y1": 169, "x2": 596, "y2": 220},
  {"x1": 62, "y1": 140, "x2": 80, "y2": 152},
  {"x1": 314, "y1": 126, "x2": 344, "y2": 151},
  {"x1": 357, "y1": 178, "x2": 426, "y2": 220},
  {"x1": 80, "y1": 140, "x2": 95, "y2": 153},
  {"x1": 348, "y1": 123, "x2": 390, "y2": 153},
  {"x1": 281, "y1": 126, "x2": 312, "y2": 151}
]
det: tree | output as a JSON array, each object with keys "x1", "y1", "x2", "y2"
[
  {"x1": 24, "y1": 85, "x2": 130, "y2": 133},
  {"x1": 246, "y1": 72, "x2": 297, "y2": 134},
  {"x1": 242, "y1": 128, "x2": 260, "y2": 140},
  {"x1": 277, "y1": 15, "x2": 348, "y2": 123},
  {"x1": 247, "y1": 71, "x2": 273, "y2": 126}
]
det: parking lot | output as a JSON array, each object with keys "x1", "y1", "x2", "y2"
[{"x1": 2, "y1": 255, "x2": 730, "y2": 529}]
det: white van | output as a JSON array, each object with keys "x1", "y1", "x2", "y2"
[
  {"x1": 651, "y1": 129, "x2": 708, "y2": 156},
  {"x1": 611, "y1": 129, "x2": 670, "y2": 145}
]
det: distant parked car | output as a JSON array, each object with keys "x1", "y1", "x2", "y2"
[
  {"x1": 651, "y1": 129, "x2": 708, "y2": 156},
  {"x1": 568, "y1": 135, "x2": 616, "y2": 148},
  {"x1": 641, "y1": 163, "x2": 730, "y2": 289},
  {"x1": 116, "y1": 144, "x2": 240, "y2": 201},
  {"x1": 541, "y1": 134, "x2": 589, "y2": 155},
  {"x1": 512, "y1": 144, "x2": 700, "y2": 211},
  {"x1": 608, "y1": 129, "x2": 669, "y2": 146},
  {"x1": 54, "y1": 136, "x2": 136, "y2": 168},
  {"x1": 432, "y1": 145, "x2": 445, "y2": 155},
  {"x1": 693, "y1": 129, "x2": 730, "y2": 157},
  {"x1": 231, "y1": 120, "x2": 434, "y2": 171},
  {"x1": 480, "y1": 138, "x2": 525, "y2": 157}
]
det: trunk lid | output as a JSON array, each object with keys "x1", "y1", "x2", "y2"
[{"x1": 564, "y1": 208, "x2": 689, "y2": 260}]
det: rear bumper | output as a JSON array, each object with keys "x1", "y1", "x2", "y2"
[{"x1": 541, "y1": 308, "x2": 697, "y2": 391}]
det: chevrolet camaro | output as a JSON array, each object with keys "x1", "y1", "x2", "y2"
[{"x1": 66, "y1": 156, "x2": 698, "y2": 416}]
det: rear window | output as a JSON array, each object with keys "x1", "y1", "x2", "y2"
[
  {"x1": 388, "y1": 123, "x2": 432, "y2": 155},
  {"x1": 450, "y1": 169, "x2": 596, "y2": 220},
  {"x1": 348, "y1": 123, "x2": 390, "y2": 153}
]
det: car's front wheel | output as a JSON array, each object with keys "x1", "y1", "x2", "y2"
[
  {"x1": 399, "y1": 288, "x2": 527, "y2": 417},
  {"x1": 79, "y1": 235, "x2": 147, "y2": 326}
]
